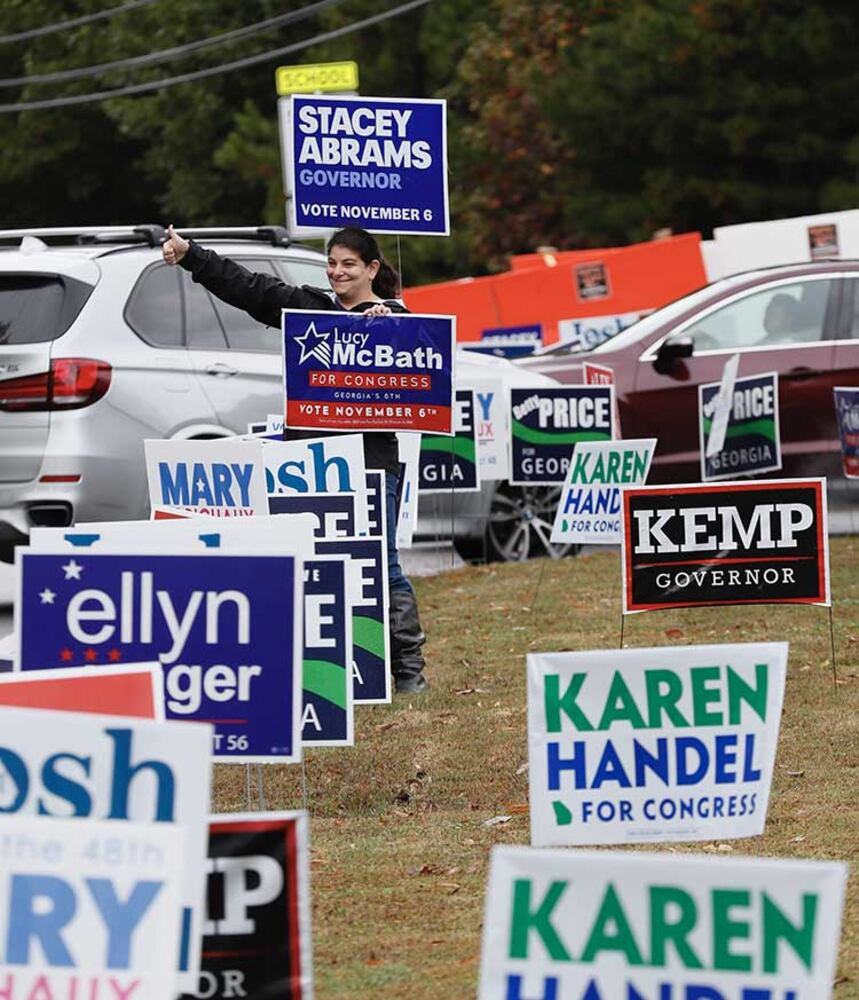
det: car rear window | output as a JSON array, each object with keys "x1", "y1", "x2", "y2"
[{"x1": 0, "y1": 274, "x2": 92, "y2": 345}]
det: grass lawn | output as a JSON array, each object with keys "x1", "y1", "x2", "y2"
[{"x1": 214, "y1": 536, "x2": 859, "y2": 999}]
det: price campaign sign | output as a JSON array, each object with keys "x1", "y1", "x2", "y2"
[
  {"x1": 527, "y1": 643, "x2": 787, "y2": 846},
  {"x1": 302, "y1": 558, "x2": 354, "y2": 746},
  {"x1": 834, "y1": 386, "x2": 859, "y2": 478},
  {"x1": 510, "y1": 387, "x2": 615, "y2": 485},
  {"x1": 479, "y1": 847, "x2": 847, "y2": 1000},
  {"x1": 16, "y1": 550, "x2": 304, "y2": 762},
  {"x1": 182, "y1": 812, "x2": 312, "y2": 1000},
  {"x1": 0, "y1": 816, "x2": 185, "y2": 1000},
  {"x1": 283, "y1": 309, "x2": 455, "y2": 434},
  {"x1": 418, "y1": 390, "x2": 480, "y2": 493},
  {"x1": 699, "y1": 371, "x2": 781, "y2": 481},
  {"x1": 621, "y1": 479, "x2": 830, "y2": 613},
  {"x1": 315, "y1": 536, "x2": 390, "y2": 703},
  {"x1": 290, "y1": 94, "x2": 449, "y2": 235}
]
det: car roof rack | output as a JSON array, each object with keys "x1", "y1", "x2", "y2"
[{"x1": 0, "y1": 224, "x2": 294, "y2": 249}]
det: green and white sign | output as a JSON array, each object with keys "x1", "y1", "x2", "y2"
[
  {"x1": 550, "y1": 438, "x2": 655, "y2": 545},
  {"x1": 527, "y1": 643, "x2": 787, "y2": 847},
  {"x1": 479, "y1": 847, "x2": 847, "y2": 1000}
]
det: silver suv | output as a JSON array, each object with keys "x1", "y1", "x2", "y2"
[{"x1": 0, "y1": 224, "x2": 330, "y2": 560}]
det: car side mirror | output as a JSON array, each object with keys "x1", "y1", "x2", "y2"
[{"x1": 653, "y1": 335, "x2": 693, "y2": 375}]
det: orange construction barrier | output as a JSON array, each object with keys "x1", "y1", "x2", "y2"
[{"x1": 404, "y1": 233, "x2": 708, "y2": 348}]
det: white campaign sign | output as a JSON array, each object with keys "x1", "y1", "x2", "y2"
[
  {"x1": 468, "y1": 378, "x2": 510, "y2": 481},
  {"x1": 550, "y1": 439, "x2": 655, "y2": 545},
  {"x1": 0, "y1": 815, "x2": 184, "y2": 999},
  {"x1": 0, "y1": 708, "x2": 211, "y2": 992},
  {"x1": 527, "y1": 643, "x2": 787, "y2": 847},
  {"x1": 396, "y1": 432, "x2": 421, "y2": 548},
  {"x1": 479, "y1": 847, "x2": 847, "y2": 1000},
  {"x1": 31, "y1": 514, "x2": 318, "y2": 557},
  {"x1": 145, "y1": 438, "x2": 269, "y2": 516}
]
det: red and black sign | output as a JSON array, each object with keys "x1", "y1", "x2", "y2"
[
  {"x1": 621, "y1": 479, "x2": 829, "y2": 613},
  {"x1": 182, "y1": 812, "x2": 312, "y2": 1000}
]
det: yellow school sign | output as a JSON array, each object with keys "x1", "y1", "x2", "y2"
[{"x1": 275, "y1": 61, "x2": 359, "y2": 96}]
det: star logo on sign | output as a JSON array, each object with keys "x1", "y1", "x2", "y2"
[
  {"x1": 62, "y1": 559, "x2": 83, "y2": 580},
  {"x1": 39, "y1": 588, "x2": 56, "y2": 604},
  {"x1": 295, "y1": 322, "x2": 332, "y2": 367},
  {"x1": 107, "y1": 649, "x2": 122, "y2": 662},
  {"x1": 84, "y1": 648, "x2": 98, "y2": 662},
  {"x1": 59, "y1": 648, "x2": 74, "y2": 662}
]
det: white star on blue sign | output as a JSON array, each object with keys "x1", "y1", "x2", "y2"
[
  {"x1": 38, "y1": 588, "x2": 56, "y2": 604},
  {"x1": 295, "y1": 322, "x2": 332, "y2": 367},
  {"x1": 61, "y1": 559, "x2": 83, "y2": 580}
]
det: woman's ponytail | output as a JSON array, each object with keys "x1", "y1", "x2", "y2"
[{"x1": 327, "y1": 227, "x2": 401, "y2": 301}]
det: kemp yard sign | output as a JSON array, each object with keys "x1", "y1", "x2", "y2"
[
  {"x1": 551, "y1": 439, "x2": 655, "y2": 545},
  {"x1": 833, "y1": 386, "x2": 859, "y2": 479},
  {"x1": 527, "y1": 643, "x2": 787, "y2": 847},
  {"x1": 0, "y1": 707, "x2": 211, "y2": 992},
  {"x1": 700, "y1": 372, "x2": 782, "y2": 481},
  {"x1": 510, "y1": 387, "x2": 615, "y2": 486},
  {"x1": 182, "y1": 812, "x2": 312, "y2": 1000},
  {"x1": 283, "y1": 309, "x2": 455, "y2": 434},
  {"x1": 0, "y1": 815, "x2": 184, "y2": 1000},
  {"x1": 621, "y1": 479, "x2": 830, "y2": 613},
  {"x1": 418, "y1": 390, "x2": 480, "y2": 493},
  {"x1": 290, "y1": 94, "x2": 449, "y2": 236},
  {"x1": 16, "y1": 550, "x2": 304, "y2": 763},
  {"x1": 478, "y1": 847, "x2": 847, "y2": 1000}
]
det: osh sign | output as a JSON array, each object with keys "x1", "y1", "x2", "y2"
[
  {"x1": 621, "y1": 479, "x2": 830, "y2": 613},
  {"x1": 478, "y1": 847, "x2": 847, "y2": 1000},
  {"x1": 833, "y1": 386, "x2": 859, "y2": 478},
  {"x1": 418, "y1": 390, "x2": 480, "y2": 493},
  {"x1": 182, "y1": 812, "x2": 312, "y2": 1000},
  {"x1": 527, "y1": 642, "x2": 787, "y2": 847},
  {"x1": 510, "y1": 387, "x2": 615, "y2": 486},
  {"x1": 558, "y1": 311, "x2": 640, "y2": 350},
  {"x1": 282, "y1": 309, "x2": 455, "y2": 434},
  {"x1": 551, "y1": 439, "x2": 655, "y2": 545},
  {"x1": 700, "y1": 371, "x2": 781, "y2": 480},
  {"x1": 0, "y1": 815, "x2": 184, "y2": 1000},
  {"x1": 290, "y1": 94, "x2": 449, "y2": 235},
  {"x1": 16, "y1": 550, "x2": 304, "y2": 763},
  {"x1": 0, "y1": 707, "x2": 211, "y2": 992},
  {"x1": 145, "y1": 439, "x2": 269, "y2": 517}
]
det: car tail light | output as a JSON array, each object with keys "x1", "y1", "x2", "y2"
[{"x1": 0, "y1": 358, "x2": 111, "y2": 411}]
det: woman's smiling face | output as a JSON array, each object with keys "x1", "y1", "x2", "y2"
[{"x1": 326, "y1": 244, "x2": 379, "y2": 305}]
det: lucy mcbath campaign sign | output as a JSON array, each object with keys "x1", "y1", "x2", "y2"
[
  {"x1": 527, "y1": 643, "x2": 787, "y2": 847},
  {"x1": 15, "y1": 550, "x2": 304, "y2": 763},
  {"x1": 478, "y1": 847, "x2": 847, "y2": 1000},
  {"x1": 181, "y1": 812, "x2": 312, "y2": 1000},
  {"x1": 510, "y1": 387, "x2": 615, "y2": 486},
  {"x1": 700, "y1": 372, "x2": 781, "y2": 481},
  {"x1": 0, "y1": 815, "x2": 185, "y2": 1000},
  {"x1": 283, "y1": 309, "x2": 455, "y2": 434},
  {"x1": 621, "y1": 479, "x2": 830, "y2": 613},
  {"x1": 290, "y1": 94, "x2": 449, "y2": 236},
  {"x1": 0, "y1": 707, "x2": 211, "y2": 993}
]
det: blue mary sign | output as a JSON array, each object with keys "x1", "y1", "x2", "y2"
[
  {"x1": 17, "y1": 551, "x2": 303, "y2": 763},
  {"x1": 290, "y1": 95, "x2": 449, "y2": 236}
]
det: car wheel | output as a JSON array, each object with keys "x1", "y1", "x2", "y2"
[{"x1": 485, "y1": 482, "x2": 579, "y2": 562}]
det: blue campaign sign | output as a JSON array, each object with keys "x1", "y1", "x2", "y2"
[
  {"x1": 283, "y1": 310, "x2": 455, "y2": 435},
  {"x1": 269, "y1": 492, "x2": 358, "y2": 537},
  {"x1": 315, "y1": 537, "x2": 390, "y2": 703},
  {"x1": 462, "y1": 324, "x2": 543, "y2": 359},
  {"x1": 834, "y1": 386, "x2": 859, "y2": 479},
  {"x1": 365, "y1": 469, "x2": 385, "y2": 537},
  {"x1": 419, "y1": 390, "x2": 480, "y2": 493},
  {"x1": 303, "y1": 558, "x2": 353, "y2": 747},
  {"x1": 290, "y1": 95, "x2": 449, "y2": 236},
  {"x1": 16, "y1": 551, "x2": 303, "y2": 763}
]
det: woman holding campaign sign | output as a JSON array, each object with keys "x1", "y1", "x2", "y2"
[{"x1": 162, "y1": 225, "x2": 428, "y2": 693}]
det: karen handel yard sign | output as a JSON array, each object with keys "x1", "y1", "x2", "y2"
[
  {"x1": 282, "y1": 309, "x2": 455, "y2": 434},
  {"x1": 621, "y1": 479, "x2": 830, "y2": 613}
]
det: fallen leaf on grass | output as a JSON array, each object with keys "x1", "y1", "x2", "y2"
[
  {"x1": 515, "y1": 763, "x2": 528, "y2": 776},
  {"x1": 484, "y1": 815, "x2": 512, "y2": 827},
  {"x1": 779, "y1": 767, "x2": 805, "y2": 777},
  {"x1": 365, "y1": 958, "x2": 385, "y2": 967},
  {"x1": 440, "y1": 882, "x2": 461, "y2": 894},
  {"x1": 375, "y1": 721, "x2": 398, "y2": 732},
  {"x1": 790, "y1": 835, "x2": 806, "y2": 844},
  {"x1": 665, "y1": 628, "x2": 684, "y2": 639},
  {"x1": 454, "y1": 686, "x2": 488, "y2": 695},
  {"x1": 504, "y1": 803, "x2": 530, "y2": 815}
]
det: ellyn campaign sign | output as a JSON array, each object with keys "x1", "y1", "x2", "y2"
[
  {"x1": 16, "y1": 549, "x2": 304, "y2": 763},
  {"x1": 510, "y1": 387, "x2": 615, "y2": 486},
  {"x1": 182, "y1": 812, "x2": 312, "y2": 1000},
  {"x1": 699, "y1": 371, "x2": 781, "y2": 481},
  {"x1": 479, "y1": 847, "x2": 847, "y2": 1000},
  {"x1": 527, "y1": 643, "x2": 787, "y2": 846},
  {"x1": 283, "y1": 309, "x2": 455, "y2": 434},
  {"x1": 621, "y1": 479, "x2": 830, "y2": 613},
  {"x1": 289, "y1": 95, "x2": 449, "y2": 236}
]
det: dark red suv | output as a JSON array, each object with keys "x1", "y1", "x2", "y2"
[{"x1": 519, "y1": 262, "x2": 859, "y2": 484}]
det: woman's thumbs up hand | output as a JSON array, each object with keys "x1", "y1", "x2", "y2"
[{"x1": 162, "y1": 224, "x2": 189, "y2": 265}]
